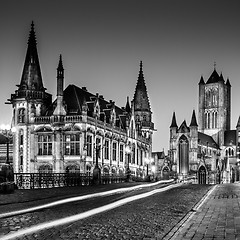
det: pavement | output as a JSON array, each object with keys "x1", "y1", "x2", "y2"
[{"x1": 164, "y1": 183, "x2": 240, "y2": 240}]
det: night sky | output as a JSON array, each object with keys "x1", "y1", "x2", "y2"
[{"x1": 1, "y1": 0, "x2": 240, "y2": 152}]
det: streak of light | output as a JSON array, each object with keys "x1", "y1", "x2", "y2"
[
  {"x1": 0, "y1": 179, "x2": 174, "y2": 219},
  {"x1": 1, "y1": 182, "x2": 182, "y2": 240}
]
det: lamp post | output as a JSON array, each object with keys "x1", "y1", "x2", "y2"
[{"x1": 125, "y1": 145, "x2": 131, "y2": 181}]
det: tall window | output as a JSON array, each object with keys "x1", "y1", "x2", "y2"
[
  {"x1": 18, "y1": 108, "x2": 25, "y2": 123},
  {"x1": 112, "y1": 142, "x2": 117, "y2": 161},
  {"x1": 105, "y1": 139, "x2": 109, "y2": 159},
  {"x1": 132, "y1": 143, "x2": 135, "y2": 164},
  {"x1": 38, "y1": 135, "x2": 52, "y2": 155},
  {"x1": 179, "y1": 135, "x2": 189, "y2": 175},
  {"x1": 120, "y1": 144, "x2": 123, "y2": 162},
  {"x1": 96, "y1": 137, "x2": 101, "y2": 158},
  {"x1": 64, "y1": 134, "x2": 80, "y2": 155},
  {"x1": 86, "y1": 135, "x2": 92, "y2": 157}
]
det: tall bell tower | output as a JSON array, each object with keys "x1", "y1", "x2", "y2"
[{"x1": 198, "y1": 66, "x2": 231, "y2": 146}]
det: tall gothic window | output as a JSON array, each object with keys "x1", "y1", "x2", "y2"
[
  {"x1": 18, "y1": 108, "x2": 25, "y2": 123},
  {"x1": 120, "y1": 144, "x2": 124, "y2": 162},
  {"x1": 132, "y1": 143, "x2": 135, "y2": 164},
  {"x1": 86, "y1": 135, "x2": 92, "y2": 157},
  {"x1": 178, "y1": 135, "x2": 189, "y2": 175},
  {"x1": 112, "y1": 142, "x2": 117, "y2": 161},
  {"x1": 64, "y1": 134, "x2": 80, "y2": 155},
  {"x1": 105, "y1": 139, "x2": 109, "y2": 160},
  {"x1": 38, "y1": 135, "x2": 52, "y2": 155}
]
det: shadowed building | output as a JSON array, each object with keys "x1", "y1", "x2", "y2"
[
  {"x1": 7, "y1": 23, "x2": 154, "y2": 177},
  {"x1": 169, "y1": 67, "x2": 239, "y2": 183}
]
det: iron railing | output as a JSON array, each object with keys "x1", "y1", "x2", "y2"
[{"x1": 14, "y1": 173, "x2": 126, "y2": 189}]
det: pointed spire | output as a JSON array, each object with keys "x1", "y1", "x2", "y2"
[
  {"x1": 170, "y1": 111, "x2": 178, "y2": 128},
  {"x1": 133, "y1": 61, "x2": 151, "y2": 111},
  {"x1": 236, "y1": 116, "x2": 240, "y2": 128},
  {"x1": 125, "y1": 96, "x2": 131, "y2": 113},
  {"x1": 198, "y1": 75, "x2": 205, "y2": 85},
  {"x1": 190, "y1": 109, "x2": 198, "y2": 127},
  {"x1": 219, "y1": 72, "x2": 225, "y2": 82},
  {"x1": 19, "y1": 21, "x2": 44, "y2": 92},
  {"x1": 226, "y1": 78, "x2": 231, "y2": 87},
  {"x1": 57, "y1": 54, "x2": 64, "y2": 96}
]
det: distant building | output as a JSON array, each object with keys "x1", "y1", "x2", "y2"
[
  {"x1": 169, "y1": 67, "x2": 239, "y2": 183},
  {"x1": 7, "y1": 22, "x2": 154, "y2": 176},
  {"x1": 0, "y1": 131, "x2": 13, "y2": 165}
]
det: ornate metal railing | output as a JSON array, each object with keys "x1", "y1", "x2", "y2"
[{"x1": 14, "y1": 173, "x2": 126, "y2": 189}]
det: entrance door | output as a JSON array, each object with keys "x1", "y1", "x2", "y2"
[
  {"x1": 198, "y1": 166, "x2": 206, "y2": 184},
  {"x1": 162, "y1": 167, "x2": 170, "y2": 180}
]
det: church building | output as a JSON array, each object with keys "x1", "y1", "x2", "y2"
[
  {"x1": 169, "y1": 67, "x2": 240, "y2": 183},
  {"x1": 7, "y1": 23, "x2": 154, "y2": 177}
]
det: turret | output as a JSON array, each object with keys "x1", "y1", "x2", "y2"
[
  {"x1": 53, "y1": 55, "x2": 66, "y2": 116},
  {"x1": 170, "y1": 111, "x2": 178, "y2": 138}
]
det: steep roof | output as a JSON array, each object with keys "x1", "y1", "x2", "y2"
[
  {"x1": 47, "y1": 84, "x2": 128, "y2": 129},
  {"x1": 224, "y1": 130, "x2": 236, "y2": 146},
  {"x1": 170, "y1": 111, "x2": 178, "y2": 128},
  {"x1": 206, "y1": 69, "x2": 221, "y2": 84},
  {"x1": 133, "y1": 61, "x2": 151, "y2": 112},
  {"x1": 19, "y1": 22, "x2": 44, "y2": 92},
  {"x1": 190, "y1": 110, "x2": 198, "y2": 127},
  {"x1": 198, "y1": 132, "x2": 219, "y2": 149}
]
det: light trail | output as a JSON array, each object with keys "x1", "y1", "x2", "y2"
[
  {"x1": 1, "y1": 182, "x2": 182, "y2": 240},
  {"x1": 0, "y1": 179, "x2": 174, "y2": 219}
]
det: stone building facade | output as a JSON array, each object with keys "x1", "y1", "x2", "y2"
[
  {"x1": 169, "y1": 68, "x2": 239, "y2": 183},
  {"x1": 7, "y1": 23, "x2": 154, "y2": 176}
]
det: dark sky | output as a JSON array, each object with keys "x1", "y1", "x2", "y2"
[{"x1": 1, "y1": 0, "x2": 240, "y2": 152}]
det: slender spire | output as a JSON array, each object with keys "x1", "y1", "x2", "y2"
[
  {"x1": 226, "y1": 78, "x2": 231, "y2": 87},
  {"x1": 198, "y1": 75, "x2": 205, "y2": 85},
  {"x1": 133, "y1": 61, "x2": 151, "y2": 111},
  {"x1": 190, "y1": 109, "x2": 198, "y2": 127},
  {"x1": 170, "y1": 111, "x2": 178, "y2": 128},
  {"x1": 236, "y1": 116, "x2": 240, "y2": 128},
  {"x1": 57, "y1": 54, "x2": 64, "y2": 96},
  {"x1": 125, "y1": 96, "x2": 131, "y2": 113},
  {"x1": 19, "y1": 21, "x2": 44, "y2": 91}
]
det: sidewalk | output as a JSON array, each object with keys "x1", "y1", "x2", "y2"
[
  {"x1": 164, "y1": 183, "x2": 240, "y2": 240},
  {"x1": 0, "y1": 181, "x2": 144, "y2": 206}
]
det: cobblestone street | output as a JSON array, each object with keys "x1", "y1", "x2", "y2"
[{"x1": 0, "y1": 182, "x2": 211, "y2": 239}]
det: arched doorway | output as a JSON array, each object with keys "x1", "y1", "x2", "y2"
[
  {"x1": 179, "y1": 135, "x2": 189, "y2": 176},
  {"x1": 162, "y1": 166, "x2": 170, "y2": 180},
  {"x1": 231, "y1": 168, "x2": 235, "y2": 183},
  {"x1": 198, "y1": 165, "x2": 207, "y2": 184}
]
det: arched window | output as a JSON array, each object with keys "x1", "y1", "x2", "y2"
[
  {"x1": 207, "y1": 112, "x2": 210, "y2": 129},
  {"x1": 66, "y1": 165, "x2": 80, "y2": 173}
]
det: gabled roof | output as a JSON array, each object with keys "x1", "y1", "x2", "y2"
[
  {"x1": 198, "y1": 132, "x2": 219, "y2": 149},
  {"x1": 152, "y1": 151, "x2": 165, "y2": 159},
  {"x1": 224, "y1": 130, "x2": 236, "y2": 146},
  {"x1": 178, "y1": 120, "x2": 189, "y2": 133}
]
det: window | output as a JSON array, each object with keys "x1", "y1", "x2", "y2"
[
  {"x1": 96, "y1": 137, "x2": 101, "y2": 158},
  {"x1": 112, "y1": 142, "x2": 117, "y2": 161},
  {"x1": 132, "y1": 143, "x2": 135, "y2": 164},
  {"x1": 86, "y1": 135, "x2": 92, "y2": 157},
  {"x1": 105, "y1": 139, "x2": 109, "y2": 159},
  {"x1": 120, "y1": 144, "x2": 123, "y2": 162},
  {"x1": 38, "y1": 135, "x2": 52, "y2": 155},
  {"x1": 18, "y1": 108, "x2": 25, "y2": 123},
  {"x1": 39, "y1": 164, "x2": 53, "y2": 173},
  {"x1": 64, "y1": 134, "x2": 80, "y2": 155}
]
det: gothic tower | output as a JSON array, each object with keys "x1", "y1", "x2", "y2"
[
  {"x1": 8, "y1": 22, "x2": 52, "y2": 173},
  {"x1": 198, "y1": 67, "x2": 231, "y2": 146},
  {"x1": 133, "y1": 61, "x2": 154, "y2": 145}
]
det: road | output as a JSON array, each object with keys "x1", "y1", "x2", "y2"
[{"x1": 0, "y1": 181, "x2": 211, "y2": 240}]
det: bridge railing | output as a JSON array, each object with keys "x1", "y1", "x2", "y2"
[{"x1": 14, "y1": 173, "x2": 126, "y2": 189}]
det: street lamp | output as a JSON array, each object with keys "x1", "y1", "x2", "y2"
[
  {"x1": 93, "y1": 143, "x2": 101, "y2": 184},
  {"x1": 145, "y1": 157, "x2": 150, "y2": 177}
]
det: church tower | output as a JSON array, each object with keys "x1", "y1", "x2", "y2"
[
  {"x1": 198, "y1": 66, "x2": 231, "y2": 146},
  {"x1": 133, "y1": 61, "x2": 154, "y2": 140},
  {"x1": 8, "y1": 22, "x2": 52, "y2": 173}
]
